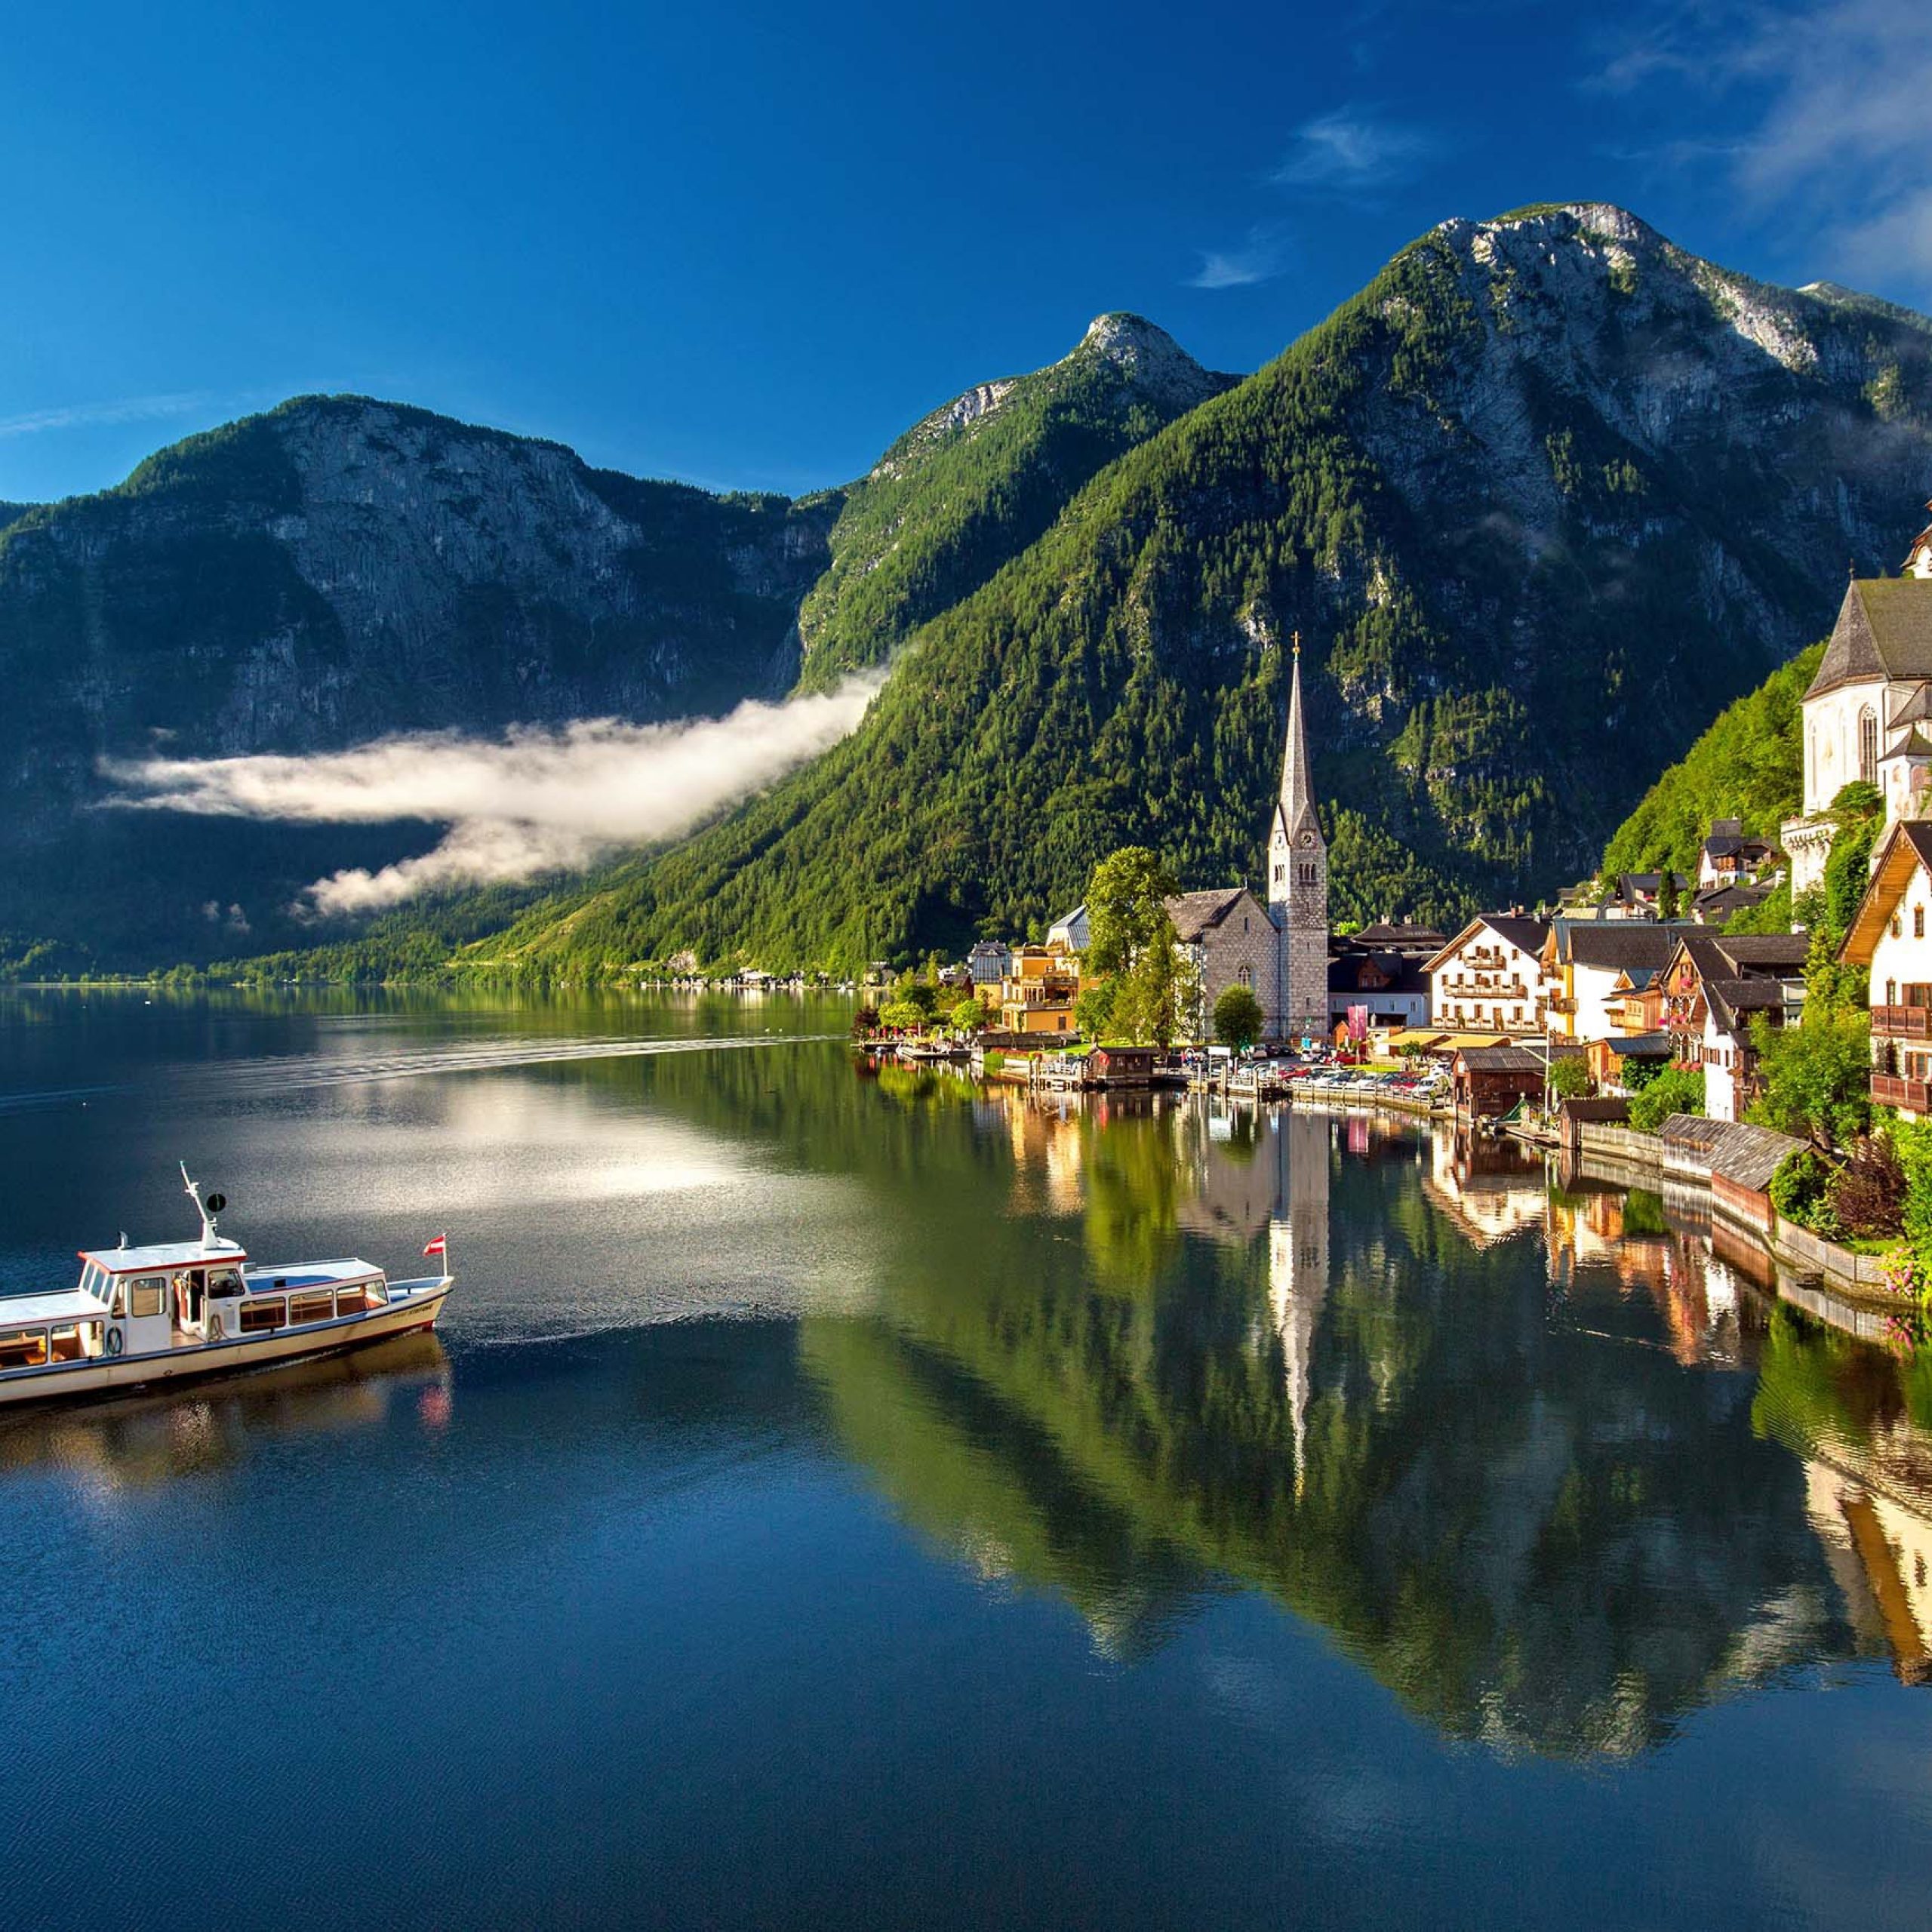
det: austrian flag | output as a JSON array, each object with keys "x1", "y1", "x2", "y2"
[{"x1": 423, "y1": 1235, "x2": 448, "y2": 1257}]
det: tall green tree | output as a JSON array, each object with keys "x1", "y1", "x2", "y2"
[
  {"x1": 1747, "y1": 1007, "x2": 1872, "y2": 1148},
  {"x1": 1085, "y1": 847, "x2": 1180, "y2": 977}
]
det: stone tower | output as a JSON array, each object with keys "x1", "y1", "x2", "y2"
[{"x1": 1266, "y1": 639, "x2": 1329, "y2": 1043}]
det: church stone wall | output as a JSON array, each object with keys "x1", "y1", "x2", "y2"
[{"x1": 1195, "y1": 894, "x2": 1282, "y2": 1037}]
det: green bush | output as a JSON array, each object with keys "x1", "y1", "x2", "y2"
[
  {"x1": 1770, "y1": 1148, "x2": 1843, "y2": 1241},
  {"x1": 1213, "y1": 984, "x2": 1265, "y2": 1051},
  {"x1": 1629, "y1": 1064, "x2": 1703, "y2": 1133}
]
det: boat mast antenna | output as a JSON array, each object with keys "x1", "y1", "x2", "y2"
[{"x1": 180, "y1": 1161, "x2": 220, "y2": 1245}]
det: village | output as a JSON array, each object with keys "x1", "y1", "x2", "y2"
[{"x1": 850, "y1": 502, "x2": 1932, "y2": 1321}]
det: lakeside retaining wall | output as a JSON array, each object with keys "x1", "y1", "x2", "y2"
[{"x1": 1574, "y1": 1118, "x2": 1900, "y2": 1311}]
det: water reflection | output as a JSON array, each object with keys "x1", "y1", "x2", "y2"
[
  {"x1": 793, "y1": 1086, "x2": 1905, "y2": 1755},
  {"x1": 0, "y1": 1330, "x2": 451, "y2": 1490}
]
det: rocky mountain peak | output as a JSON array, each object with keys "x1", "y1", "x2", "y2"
[{"x1": 1072, "y1": 312, "x2": 1221, "y2": 410}]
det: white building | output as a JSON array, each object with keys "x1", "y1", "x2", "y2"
[
  {"x1": 1782, "y1": 532, "x2": 1932, "y2": 895},
  {"x1": 1423, "y1": 916, "x2": 1550, "y2": 1035},
  {"x1": 1046, "y1": 905, "x2": 1091, "y2": 954},
  {"x1": 1543, "y1": 919, "x2": 1688, "y2": 1042},
  {"x1": 1842, "y1": 820, "x2": 1932, "y2": 1121}
]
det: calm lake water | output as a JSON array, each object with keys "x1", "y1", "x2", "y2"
[{"x1": 4, "y1": 988, "x2": 1932, "y2": 1931}]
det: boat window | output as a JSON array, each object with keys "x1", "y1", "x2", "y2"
[
  {"x1": 109, "y1": 1279, "x2": 128, "y2": 1318},
  {"x1": 128, "y1": 1277, "x2": 166, "y2": 1320},
  {"x1": 206, "y1": 1268, "x2": 244, "y2": 1297},
  {"x1": 337, "y1": 1283, "x2": 370, "y2": 1315},
  {"x1": 49, "y1": 1322, "x2": 102, "y2": 1363},
  {"x1": 0, "y1": 1328, "x2": 48, "y2": 1369},
  {"x1": 368, "y1": 1280, "x2": 389, "y2": 1305},
  {"x1": 290, "y1": 1291, "x2": 334, "y2": 1325},
  {"x1": 239, "y1": 1297, "x2": 285, "y2": 1334}
]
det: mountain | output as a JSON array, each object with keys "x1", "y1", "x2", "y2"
[
  {"x1": 0, "y1": 397, "x2": 839, "y2": 964},
  {"x1": 795, "y1": 313, "x2": 1230, "y2": 689},
  {"x1": 1598, "y1": 641, "x2": 1821, "y2": 884},
  {"x1": 470, "y1": 204, "x2": 1932, "y2": 974}
]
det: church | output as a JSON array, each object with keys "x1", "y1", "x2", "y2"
[
  {"x1": 1780, "y1": 501, "x2": 1932, "y2": 894},
  {"x1": 1164, "y1": 643, "x2": 1330, "y2": 1044}
]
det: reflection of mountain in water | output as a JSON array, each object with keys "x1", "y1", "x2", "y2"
[{"x1": 790, "y1": 1088, "x2": 1868, "y2": 1758}]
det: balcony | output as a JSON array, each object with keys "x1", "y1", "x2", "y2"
[
  {"x1": 1547, "y1": 995, "x2": 1577, "y2": 1015},
  {"x1": 1872, "y1": 1006, "x2": 1932, "y2": 1038},
  {"x1": 1872, "y1": 1072, "x2": 1932, "y2": 1112}
]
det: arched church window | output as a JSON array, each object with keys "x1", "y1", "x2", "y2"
[{"x1": 1860, "y1": 706, "x2": 1878, "y2": 785}]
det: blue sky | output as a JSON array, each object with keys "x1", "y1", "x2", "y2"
[{"x1": 2, "y1": 0, "x2": 1926, "y2": 505}]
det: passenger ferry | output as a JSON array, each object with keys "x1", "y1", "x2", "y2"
[{"x1": 0, "y1": 1167, "x2": 454, "y2": 1407}]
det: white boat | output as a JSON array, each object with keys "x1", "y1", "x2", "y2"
[{"x1": 0, "y1": 1166, "x2": 454, "y2": 1408}]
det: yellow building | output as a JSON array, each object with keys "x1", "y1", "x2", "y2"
[{"x1": 998, "y1": 943, "x2": 1081, "y2": 1035}]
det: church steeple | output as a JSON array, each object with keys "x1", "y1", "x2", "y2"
[
  {"x1": 1266, "y1": 632, "x2": 1329, "y2": 1043},
  {"x1": 1274, "y1": 636, "x2": 1322, "y2": 851}
]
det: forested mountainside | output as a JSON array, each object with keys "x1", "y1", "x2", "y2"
[
  {"x1": 1598, "y1": 641, "x2": 1822, "y2": 884},
  {"x1": 464, "y1": 205, "x2": 1932, "y2": 974},
  {"x1": 0, "y1": 397, "x2": 839, "y2": 964},
  {"x1": 794, "y1": 313, "x2": 1230, "y2": 689}
]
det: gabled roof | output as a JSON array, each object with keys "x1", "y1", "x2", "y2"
[
  {"x1": 1804, "y1": 577, "x2": 1932, "y2": 699},
  {"x1": 1669, "y1": 931, "x2": 1810, "y2": 983},
  {"x1": 1164, "y1": 887, "x2": 1256, "y2": 944},
  {"x1": 1454, "y1": 1042, "x2": 1585, "y2": 1073},
  {"x1": 1423, "y1": 914, "x2": 1549, "y2": 974},
  {"x1": 1553, "y1": 919, "x2": 1689, "y2": 972},
  {"x1": 1704, "y1": 977, "x2": 1796, "y2": 1033},
  {"x1": 1350, "y1": 921, "x2": 1446, "y2": 949},
  {"x1": 1329, "y1": 951, "x2": 1428, "y2": 996},
  {"x1": 1842, "y1": 820, "x2": 1932, "y2": 965},
  {"x1": 1700, "y1": 832, "x2": 1776, "y2": 860},
  {"x1": 1602, "y1": 1030, "x2": 1674, "y2": 1057}
]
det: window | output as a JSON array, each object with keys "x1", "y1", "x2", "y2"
[
  {"x1": 49, "y1": 1322, "x2": 102, "y2": 1362},
  {"x1": 290, "y1": 1291, "x2": 334, "y2": 1325},
  {"x1": 207, "y1": 1267, "x2": 243, "y2": 1297},
  {"x1": 1860, "y1": 706, "x2": 1879, "y2": 785},
  {"x1": 337, "y1": 1283, "x2": 376, "y2": 1316},
  {"x1": 239, "y1": 1297, "x2": 285, "y2": 1334},
  {"x1": 0, "y1": 1328, "x2": 48, "y2": 1369},
  {"x1": 1918, "y1": 907, "x2": 1926, "y2": 940},
  {"x1": 1893, "y1": 915, "x2": 1903, "y2": 940},
  {"x1": 129, "y1": 1277, "x2": 165, "y2": 1319}
]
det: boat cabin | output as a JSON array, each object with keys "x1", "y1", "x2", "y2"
[{"x1": 0, "y1": 1237, "x2": 390, "y2": 1374}]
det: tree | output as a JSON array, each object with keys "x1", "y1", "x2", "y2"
[
  {"x1": 949, "y1": 996, "x2": 988, "y2": 1032},
  {"x1": 1115, "y1": 919, "x2": 1196, "y2": 1050},
  {"x1": 1213, "y1": 984, "x2": 1265, "y2": 1051},
  {"x1": 1629, "y1": 1064, "x2": 1704, "y2": 1133},
  {"x1": 1747, "y1": 1007, "x2": 1871, "y2": 1148},
  {"x1": 1084, "y1": 847, "x2": 1179, "y2": 977},
  {"x1": 877, "y1": 998, "x2": 924, "y2": 1033},
  {"x1": 1548, "y1": 1055, "x2": 1593, "y2": 1100},
  {"x1": 1656, "y1": 867, "x2": 1680, "y2": 922},
  {"x1": 1075, "y1": 979, "x2": 1118, "y2": 1041}
]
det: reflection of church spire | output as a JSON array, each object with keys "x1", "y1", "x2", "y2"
[{"x1": 1269, "y1": 1109, "x2": 1331, "y2": 1498}]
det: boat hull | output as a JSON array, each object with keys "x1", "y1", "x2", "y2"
[{"x1": 0, "y1": 1278, "x2": 453, "y2": 1409}]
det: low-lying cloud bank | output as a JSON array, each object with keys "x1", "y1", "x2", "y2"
[{"x1": 105, "y1": 672, "x2": 885, "y2": 915}]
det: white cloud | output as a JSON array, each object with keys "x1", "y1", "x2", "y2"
[
  {"x1": 1188, "y1": 225, "x2": 1292, "y2": 290},
  {"x1": 0, "y1": 392, "x2": 214, "y2": 440},
  {"x1": 1599, "y1": 1, "x2": 1932, "y2": 291},
  {"x1": 1273, "y1": 106, "x2": 1435, "y2": 191},
  {"x1": 104, "y1": 672, "x2": 887, "y2": 915}
]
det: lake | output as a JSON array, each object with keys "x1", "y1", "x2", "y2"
[{"x1": 3, "y1": 987, "x2": 1931, "y2": 1931}]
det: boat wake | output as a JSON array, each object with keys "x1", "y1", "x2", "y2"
[{"x1": 0, "y1": 1032, "x2": 844, "y2": 1114}]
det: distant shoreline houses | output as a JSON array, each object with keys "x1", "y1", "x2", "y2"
[{"x1": 931, "y1": 500, "x2": 1932, "y2": 1122}]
